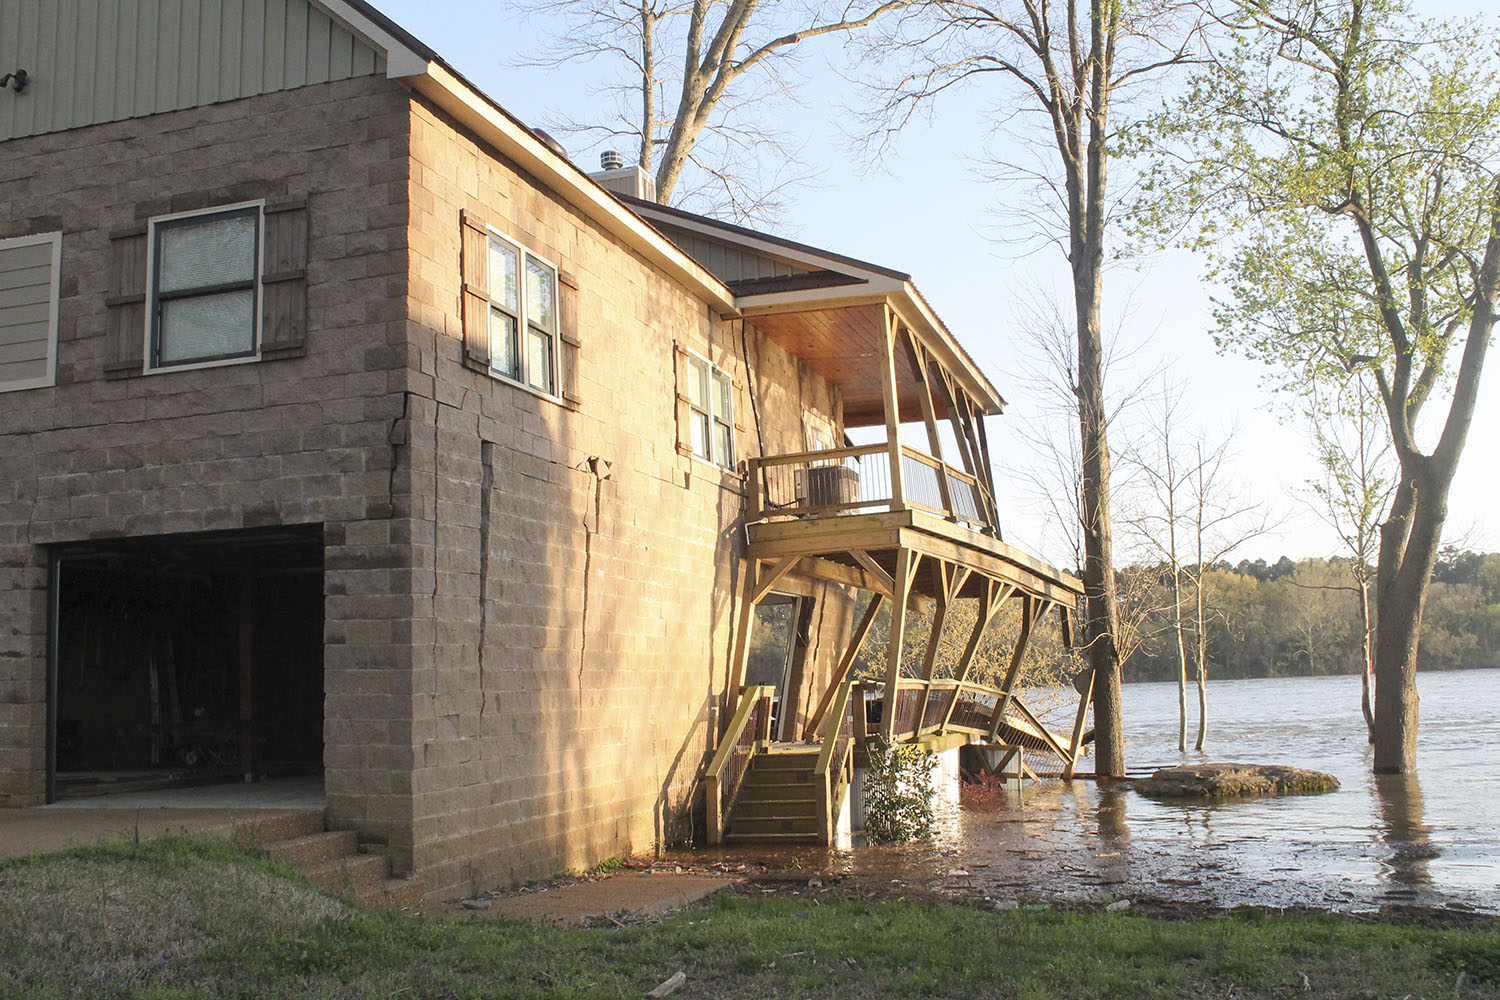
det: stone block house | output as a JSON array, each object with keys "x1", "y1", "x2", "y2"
[{"x1": 0, "y1": 0, "x2": 1083, "y2": 899}]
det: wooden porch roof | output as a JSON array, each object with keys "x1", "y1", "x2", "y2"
[{"x1": 623, "y1": 197, "x2": 1007, "y2": 428}]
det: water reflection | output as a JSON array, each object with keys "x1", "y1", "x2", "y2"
[
  {"x1": 1374, "y1": 772, "x2": 1438, "y2": 895},
  {"x1": 1096, "y1": 786, "x2": 1129, "y2": 842}
]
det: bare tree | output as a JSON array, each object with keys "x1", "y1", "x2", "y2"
[
  {"x1": 856, "y1": 0, "x2": 1206, "y2": 776},
  {"x1": 1127, "y1": 382, "x2": 1269, "y2": 751},
  {"x1": 526, "y1": 0, "x2": 912, "y2": 221},
  {"x1": 1304, "y1": 376, "x2": 1396, "y2": 743}
]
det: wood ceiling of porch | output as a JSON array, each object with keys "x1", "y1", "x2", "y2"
[{"x1": 746, "y1": 305, "x2": 939, "y2": 427}]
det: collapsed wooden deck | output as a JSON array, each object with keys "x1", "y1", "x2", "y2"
[{"x1": 707, "y1": 302, "x2": 1088, "y2": 845}]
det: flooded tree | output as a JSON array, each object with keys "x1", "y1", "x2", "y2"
[
  {"x1": 1149, "y1": 0, "x2": 1500, "y2": 772},
  {"x1": 857, "y1": 0, "x2": 1209, "y2": 777}
]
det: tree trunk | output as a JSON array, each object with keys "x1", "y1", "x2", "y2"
[
  {"x1": 1372, "y1": 469, "x2": 1445, "y2": 773},
  {"x1": 1194, "y1": 580, "x2": 1208, "y2": 752},
  {"x1": 1076, "y1": 246, "x2": 1124, "y2": 778},
  {"x1": 1358, "y1": 575, "x2": 1376, "y2": 744},
  {"x1": 1172, "y1": 568, "x2": 1187, "y2": 752}
]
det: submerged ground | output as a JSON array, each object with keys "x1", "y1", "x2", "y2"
[{"x1": 3, "y1": 837, "x2": 1499, "y2": 1000}]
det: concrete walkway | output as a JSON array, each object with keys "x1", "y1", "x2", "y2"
[{"x1": 0, "y1": 777, "x2": 325, "y2": 861}]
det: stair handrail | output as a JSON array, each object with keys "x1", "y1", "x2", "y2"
[
  {"x1": 705, "y1": 685, "x2": 775, "y2": 845},
  {"x1": 813, "y1": 677, "x2": 856, "y2": 779},
  {"x1": 813, "y1": 676, "x2": 858, "y2": 844}
]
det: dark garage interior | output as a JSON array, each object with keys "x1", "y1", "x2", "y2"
[{"x1": 50, "y1": 525, "x2": 325, "y2": 800}]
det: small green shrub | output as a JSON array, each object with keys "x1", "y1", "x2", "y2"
[{"x1": 863, "y1": 743, "x2": 936, "y2": 844}]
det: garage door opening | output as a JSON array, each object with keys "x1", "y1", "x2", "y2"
[{"x1": 49, "y1": 525, "x2": 324, "y2": 801}]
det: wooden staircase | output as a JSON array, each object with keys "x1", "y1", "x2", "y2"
[
  {"x1": 233, "y1": 810, "x2": 426, "y2": 909},
  {"x1": 724, "y1": 747, "x2": 824, "y2": 845}
]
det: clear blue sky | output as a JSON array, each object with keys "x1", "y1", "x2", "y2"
[{"x1": 366, "y1": 0, "x2": 1499, "y2": 567}]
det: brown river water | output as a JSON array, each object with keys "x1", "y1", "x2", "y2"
[{"x1": 671, "y1": 669, "x2": 1500, "y2": 914}]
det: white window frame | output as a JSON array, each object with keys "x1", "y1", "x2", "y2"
[
  {"x1": 484, "y1": 227, "x2": 560, "y2": 400},
  {"x1": 685, "y1": 348, "x2": 735, "y2": 470},
  {"x1": 143, "y1": 200, "x2": 265, "y2": 374},
  {"x1": 0, "y1": 231, "x2": 61, "y2": 393}
]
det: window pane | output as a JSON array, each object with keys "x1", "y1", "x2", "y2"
[
  {"x1": 525, "y1": 256, "x2": 556, "y2": 332},
  {"x1": 692, "y1": 412, "x2": 710, "y2": 459},
  {"x1": 713, "y1": 371, "x2": 732, "y2": 420},
  {"x1": 490, "y1": 307, "x2": 519, "y2": 378},
  {"x1": 158, "y1": 290, "x2": 255, "y2": 363},
  {"x1": 488, "y1": 240, "x2": 519, "y2": 310},
  {"x1": 159, "y1": 213, "x2": 257, "y2": 293},
  {"x1": 688, "y1": 356, "x2": 709, "y2": 409},
  {"x1": 527, "y1": 325, "x2": 553, "y2": 393},
  {"x1": 714, "y1": 420, "x2": 733, "y2": 467}
]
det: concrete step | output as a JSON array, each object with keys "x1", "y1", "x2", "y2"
[
  {"x1": 263, "y1": 829, "x2": 360, "y2": 868},
  {"x1": 231, "y1": 809, "x2": 326, "y2": 847},
  {"x1": 729, "y1": 816, "x2": 821, "y2": 836},
  {"x1": 303, "y1": 851, "x2": 391, "y2": 896},
  {"x1": 354, "y1": 876, "x2": 427, "y2": 910}
]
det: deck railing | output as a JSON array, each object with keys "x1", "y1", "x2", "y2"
[
  {"x1": 704, "y1": 685, "x2": 774, "y2": 845},
  {"x1": 746, "y1": 443, "x2": 994, "y2": 532},
  {"x1": 855, "y1": 677, "x2": 1076, "y2": 765}
]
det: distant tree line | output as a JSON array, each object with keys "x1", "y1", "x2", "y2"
[{"x1": 1120, "y1": 549, "x2": 1500, "y2": 683}]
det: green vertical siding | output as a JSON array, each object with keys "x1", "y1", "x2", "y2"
[{"x1": 0, "y1": 0, "x2": 389, "y2": 140}]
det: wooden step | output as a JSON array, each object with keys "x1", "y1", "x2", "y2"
[
  {"x1": 729, "y1": 816, "x2": 821, "y2": 837},
  {"x1": 736, "y1": 781, "x2": 817, "y2": 803},
  {"x1": 731, "y1": 797, "x2": 820, "y2": 819},
  {"x1": 724, "y1": 830, "x2": 820, "y2": 845},
  {"x1": 754, "y1": 752, "x2": 820, "y2": 771}
]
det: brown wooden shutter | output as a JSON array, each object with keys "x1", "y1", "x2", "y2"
[
  {"x1": 261, "y1": 194, "x2": 310, "y2": 359},
  {"x1": 103, "y1": 223, "x2": 148, "y2": 378},
  {"x1": 673, "y1": 344, "x2": 693, "y2": 456},
  {"x1": 558, "y1": 268, "x2": 581, "y2": 406},
  {"x1": 460, "y1": 210, "x2": 491, "y2": 371}
]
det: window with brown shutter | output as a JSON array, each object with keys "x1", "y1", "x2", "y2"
[
  {"x1": 461, "y1": 211, "x2": 579, "y2": 407},
  {"x1": 103, "y1": 224, "x2": 148, "y2": 378},
  {"x1": 261, "y1": 194, "x2": 310, "y2": 359},
  {"x1": 106, "y1": 196, "x2": 312, "y2": 376}
]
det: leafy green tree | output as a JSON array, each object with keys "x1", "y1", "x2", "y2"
[{"x1": 1151, "y1": 0, "x2": 1500, "y2": 772}]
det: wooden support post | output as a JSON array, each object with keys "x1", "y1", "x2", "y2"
[
  {"x1": 918, "y1": 562, "x2": 952, "y2": 682},
  {"x1": 848, "y1": 549, "x2": 896, "y2": 600},
  {"x1": 987, "y1": 596, "x2": 1048, "y2": 742},
  {"x1": 1063, "y1": 666, "x2": 1095, "y2": 780},
  {"x1": 802, "y1": 594, "x2": 885, "y2": 741},
  {"x1": 881, "y1": 306, "x2": 907, "y2": 512},
  {"x1": 725, "y1": 557, "x2": 759, "y2": 721},
  {"x1": 880, "y1": 549, "x2": 918, "y2": 742},
  {"x1": 900, "y1": 330, "x2": 956, "y2": 518},
  {"x1": 750, "y1": 555, "x2": 802, "y2": 604},
  {"x1": 939, "y1": 580, "x2": 1014, "y2": 733}
]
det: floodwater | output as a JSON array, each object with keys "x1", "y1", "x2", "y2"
[{"x1": 678, "y1": 670, "x2": 1500, "y2": 914}]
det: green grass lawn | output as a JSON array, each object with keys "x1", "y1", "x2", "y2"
[{"x1": 2, "y1": 838, "x2": 1496, "y2": 999}]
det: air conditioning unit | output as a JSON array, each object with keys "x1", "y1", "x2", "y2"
[{"x1": 802, "y1": 465, "x2": 860, "y2": 507}]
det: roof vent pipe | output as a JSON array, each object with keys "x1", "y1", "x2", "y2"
[{"x1": 600, "y1": 149, "x2": 626, "y2": 170}]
